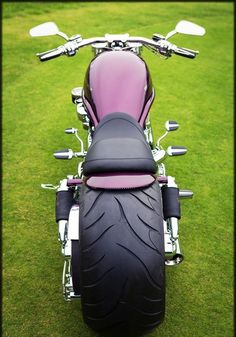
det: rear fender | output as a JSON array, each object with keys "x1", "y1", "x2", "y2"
[{"x1": 85, "y1": 173, "x2": 155, "y2": 189}]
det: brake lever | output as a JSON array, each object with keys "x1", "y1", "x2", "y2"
[{"x1": 181, "y1": 47, "x2": 199, "y2": 54}]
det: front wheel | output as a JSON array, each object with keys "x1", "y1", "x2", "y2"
[{"x1": 77, "y1": 182, "x2": 165, "y2": 331}]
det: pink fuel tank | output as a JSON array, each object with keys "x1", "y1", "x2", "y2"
[{"x1": 83, "y1": 51, "x2": 154, "y2": 126}]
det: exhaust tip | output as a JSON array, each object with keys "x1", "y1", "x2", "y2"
[{"x1": 165, "y1": 254, "x2": 184, "y2": 266}]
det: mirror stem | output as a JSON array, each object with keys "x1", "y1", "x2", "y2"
[
  {"x1": 157, "y1": 131, "x2": 168, "y2": 148},
  {"x1": 57, "y1": 31, "x2": 69, "y2": 41},
  {"x1": 165, "y1": 30, "x2": 177, "y2": 40}
]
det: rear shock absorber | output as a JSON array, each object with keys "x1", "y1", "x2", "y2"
[
  {"x1": 161, "y1": 176, "x2": 184, "y2": 265},
  {"x1": 56, "y1": 179, "x2": 74, "y2": 245}
]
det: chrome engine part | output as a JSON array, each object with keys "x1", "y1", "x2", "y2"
[
  {"x1": 59, "y1": 204, "x2": 81, "y2": 300},
  {"x1": 71, "y1": 87, "x2": 90, "y2": 130}
]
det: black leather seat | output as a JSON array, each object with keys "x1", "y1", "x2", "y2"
[{"x1": 83, "y1": 113, "x2": 156, "y2": 176}]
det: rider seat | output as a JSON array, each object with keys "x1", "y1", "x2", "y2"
[{"x1": 83, "y1": 113, "x2": 156, "y2": 176}]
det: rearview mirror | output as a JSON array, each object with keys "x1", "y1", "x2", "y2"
[
  {"x1": 165, "y1": 20, "x2": 206, "y2": 40},
  {"x1": 29, "y1": 22, "x2": 59, "y2": 37},
  {"x1": 175, "y1": 20, "x2": 206, "y2": 36}
]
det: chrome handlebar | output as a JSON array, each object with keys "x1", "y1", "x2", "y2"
[{"x1": 37, "y1": 35, "x2": 198, "y2": 62}]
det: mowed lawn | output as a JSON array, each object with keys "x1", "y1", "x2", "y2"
[{"x1": 2, "y1": 2, "x2": 234, "y2": 337}]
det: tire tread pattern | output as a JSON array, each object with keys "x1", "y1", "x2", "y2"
[{"x1": 78, "y1": 182, "x2": 165, "y2": 330}]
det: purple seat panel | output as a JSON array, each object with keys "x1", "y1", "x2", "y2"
[{"x1": 86, "y1": 173, "x2": 156, "y2": 189}]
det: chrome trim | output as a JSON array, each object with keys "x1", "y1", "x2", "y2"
[
  {"x1": 144, "y1": 118, "x2": 153, "y2": 146},
  {"x1": 71, "y1": 87, "x2": 83, "y2": 103},
  {"x1": 67, "y1": 205, "x2": 79, "y2": 240},
  {"x1": 32, "y1": 26, "x2": 202, "y2": 62},
  {"x1": 74, "y1": 151, "x2": 86, "y2": 158},
  {"x1": 165, "y1": 239, "x2": 184, "y2": 266},
  {"x1": 179, "y1": 189, "x2": 194, "y2": 198},
  {"x1": 54, "y1": 149, "x2": 74, "y2": 160},
  {"x1": 54, "y1": 149, "x2": 86, "y2": 160},
  {"x1": 164, "y1": 220, "x2": 174, "y2": 256},
  {"x1": 57, "y1": 182, "x2": 70, "y2": 253},
  {"x1": 76, "y1": 103, "x2": 87, "y2": 117},
  {"x1": 65, "y1": 127, "x2": 77, "y2": 134},
  {"x1": 41, "y1": 183, "x2": 59, "y2": 190},
  {"x1": 69, "y1": 34, "x2": 82, "y2": 42},
  {"x1": 167, "y1": 175, "x2": 177, "y2": 188},
  {"x1": 57, "y1": 178, "x2": 69, "y2": 192},
  {"x1": 74, "y1": 130, "x2": 85, "y2": 154},
  {"x1": 169, "y1": 217, "x2": 178, "y2": 240},
  {"x1": 57, "y1": 31, "x2": 69, "y2": 41},
  {"x1": 157, "y1": 131, "x2": 168, "y2": 148},
  {"x1": 152, "y1": 148, "x2": 166, "y2": 162},
  {"x1": 165, "y1": 30, "x2": 177, "y2": 41},
  {"x1": 105, "y1": 33, "x2": 129, "y2": 43},
  {"x1": 87, "y1": 129, "x2": 93, "y2": 148},
  {"x1": 129, "y1": 42, "x2": 143, "y2": 55},
  {"x1": 61, "y1": 205, "x2": 81, "y2": 300},
  {"x1": 75, "y1": 100, "x2": 90, "y2": 130},
  {"x1": 164, "y1": 219, "x2": 183, "y2": 266},
  {"x1": 78, "y1": 161, "x2": 83, "y2": 178},
  {"x1": 62, "y1": 259, "x2": 81, "y2": 300},
  {"x1": 58, "y1": 220, "x2": 68, "y2": 244},
  {"x1": 167, "y1": 146, "x2": 187, "y2": 156},
  {"x1": 92, "y1": 41, "x2": 143, "y2": 56},
  {"x1": 157, "y1": 162, "x2": 166, "y2": 176},
  {"x1": 63, "y1": 238, "x2": 71, "y2": 257},
  {"x1": 92, "y1": 43, "x2": 108, "y2": 56},
  {"x1": 163, "y1": 176, "x2": 184, "y2": 266},
  {"x1": 165, "y1": 120, "x2": 179, "y2": 131}
]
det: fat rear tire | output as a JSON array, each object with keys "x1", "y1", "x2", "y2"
[{"x1": 78, "y1": 182, "x2": 165, "y2": 331}]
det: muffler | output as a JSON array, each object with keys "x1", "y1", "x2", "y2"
[{"x1": 165, "y1": 238, "x2": 184, "y2": 266}]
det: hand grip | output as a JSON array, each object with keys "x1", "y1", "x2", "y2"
[
  {"x1": 173, "y1": 47, "x2": 197, "y2": 59},
  {"x1": 37, "y1": 46, "x2": 65, "y2": 62}
]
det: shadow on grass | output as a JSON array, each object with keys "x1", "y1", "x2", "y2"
[{"x1": 89, "y1": 323, "x2": 157, "y2": 337}]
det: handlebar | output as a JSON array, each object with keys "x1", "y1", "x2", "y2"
[{"x1": 36, "y1": 35, "x2": 199, "y2": 62}]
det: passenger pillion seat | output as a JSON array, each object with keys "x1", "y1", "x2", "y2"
[{"x1": 83, "y1": 113, "x2": 156, "y2": 176}]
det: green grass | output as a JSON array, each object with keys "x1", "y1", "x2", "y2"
[{"x1": 2, "y1": 2, "x2": 234, "y2": 337}]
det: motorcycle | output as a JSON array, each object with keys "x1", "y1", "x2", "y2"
[{"x1": 30, "y1": 20, "x2": 205, "y2": 331}]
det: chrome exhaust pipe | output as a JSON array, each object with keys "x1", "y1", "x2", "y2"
[{"x1": 165, "y1": 238, "x2": 184, "y2": 266}]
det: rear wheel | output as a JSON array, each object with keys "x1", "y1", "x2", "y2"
[{"x1": 77, "y1": 182, "x2": 165, "y2": 331}]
